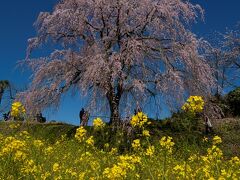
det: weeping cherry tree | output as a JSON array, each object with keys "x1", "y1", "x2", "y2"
[{"x1": 19, "y1": 0, "x2": 215, "y2": 125}]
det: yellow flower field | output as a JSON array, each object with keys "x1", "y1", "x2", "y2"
[{"x1": 0, "y1": 117, "x2": 239, "y2": 179}]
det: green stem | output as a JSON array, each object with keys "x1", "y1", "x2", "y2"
[{"x1": 162, "y1": 151, "x2": 167, "y2": 180}]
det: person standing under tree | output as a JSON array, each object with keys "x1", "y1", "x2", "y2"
[
  {"x1": 36, "y1": 112, "x2": 46, "y2": 123},
  {"x1": 3, "y1": 111, "x2": 10, "y2": 121},
  {"x1": 134, "y1": 102, "x2": 142, "y2": 115},
  {"x1": 205, "y1": 115, "x2": 213, "y2": 134},
  {"x1": 79, "y1": 108, "x2": 85, "y2": 125},
  {"x1": 80, "y1": 110, "x2": 89, "y2": 126}
]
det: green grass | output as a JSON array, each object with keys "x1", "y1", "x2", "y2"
[
  {"x1": 1, "y1": 117, "x2": 239, "y2": 157},
  {"x1": 0, "y1": 118, "x2": 239, "y2": 179}
]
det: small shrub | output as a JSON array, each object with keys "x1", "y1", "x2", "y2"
[
  {"x1": 170, "y1": 112, "x2": 201, "y2": 133},
  {"x1": 226, "y1": 87, "x2": 240, "y2": 116}
]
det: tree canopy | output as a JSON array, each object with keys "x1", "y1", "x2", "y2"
[{"x1": 19, "y1": 0, "x2": 215, "y2": 124}]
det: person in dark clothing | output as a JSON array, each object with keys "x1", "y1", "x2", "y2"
[
  {"x1": 3, "y1": 111, "x2": 10, "y2": 121},
  {"x1": 36, "y1": 112, "x2": 46, "y2": 123},
  {"x1": 79, "y1": 108, "x2": 85, "y2": 125}
]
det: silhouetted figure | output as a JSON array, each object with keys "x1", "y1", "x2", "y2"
[
  {"x1": 79, "y1": 108, "x2": 85, "y2": 125},
  {"x1": 3, "y1": 111, "x2": 10, "y2": 121},
  {"x1": 80, "y1": 111, "x2": 89, "y2": 126},
  {"x1": 205, "y1": 116, "x2": 213, "y2": 134},
  {"x1": 36, "y1": 113, "x2": 46, "y2": 123}
]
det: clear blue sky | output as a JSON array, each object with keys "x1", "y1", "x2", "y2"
[{"x1": 0, "y1": 0, "x2": 240, "y2": 125}]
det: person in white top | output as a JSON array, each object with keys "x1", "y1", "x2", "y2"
[
  {"x1": 134, "y1": 102, "x2": 142, "y2": 115},
  {"x1": 205, "y1": 116, "x2": 213, "y2": 134}
]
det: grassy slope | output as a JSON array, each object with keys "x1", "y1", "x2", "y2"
[
  {"x1": 0, "y1": 117, "x2": 239, "y2": 156},
  {"x1": 213, "y1": 118, "x2": 240, "y2": 156},
  {"x1": 0, "y1": 121, "x2": 77, "y2": 143}
]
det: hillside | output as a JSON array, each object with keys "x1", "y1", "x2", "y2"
[
  {"x1": 1, "y1": 117, "x2": 239, "y2": 157},
  {"x1": 0, "y1": 117, "x2": 240, "y2": 179},
  {"x1": 0, "y1": 121, "x2": 77, "y2": 143},
  {"x1": 212, "y1": 118, "x2": 240, "y2": 156}
]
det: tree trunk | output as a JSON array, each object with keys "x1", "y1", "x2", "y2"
[
  {"x1": 0, "y1": 89, "x2": 3, "y2": 104},
  {"x1": 107, "y1": 87, "x2": 121, "y2": 126},
  {"x1": 108, "y1": 94, "x2": 121, "y2": 126}
]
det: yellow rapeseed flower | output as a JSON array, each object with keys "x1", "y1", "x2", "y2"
[
  {"x1": 2, "y1": 137, "x2": 26, "y2": 155},
  {"x1": 21, "y1": 159, "x2": 38, "y2": 174},
  {"x1": 103, "y1": 155, "x2": 141, "y2": 179},
  {"x1": 212, "y1": 136, "x2": 222, "y2": 145},
  {"x1": 203, "y1": 136, "x2": 208, "y2": 142},
  {"x1": 9, "y1": 123, "x2": 20, "y2": 129},
  {"x1": 130, "y1": 112, "x2": 148, "y2": 128},
  {"x1": 53, "y1": 163, "x2": 60, "y2": 172},
  {"x1": 104, "y1": 143, "x2": 110, "y2": 149},
  {"x1": 145, "y1": 146, "x2": 155, "y2": 156},
  {"x1": 33, "y1": 140, "x2": 44, "y2": 148},
  {"x1": 132, "y1": 139, "x2": 141, "y2": 150},
  {"x1": 142, "y1": 130, "x2": 150, "y2": 137},
  {"x1": 14, "y1": 150, "x2": 27, "y2": 161},
  {"x1": 86, "y1": 136, "x2": 95, "y2": 146},
  {"x1": 110, "y1": 148, "x2": 118, "y2": 155},
  {"x1": 75, "y1": 126, "x2": 87, "y2": 142},
  {"x1": 10, "y1": 101, "x2": 26, "y2": 119},
  {"x1": 66, "y1": 168, "x2": 77, "y2": 177},
  {"x1": 182, "y1": 96, "x2": 204, "y2": 114},
  {"x1": 230, "y1": 156, "x2": 240, "y2": 166},
  {"x1": 103, "y1": 165, "x2": 126, "y2": 179},
  {"x1": 41, "y1": 172, "x2": 51, "y2": 180},
  {"x1": 159, "y1": 136, "x2": 175, "y2": 153},
  {"x1": 93, "y1": 118, "x2": 105, "y2": 129},
  {"x1": 44, "y1": 146, "x2": 53, "y2": 155}
]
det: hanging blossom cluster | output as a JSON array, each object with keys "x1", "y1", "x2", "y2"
[{"x1": 182, "y1": 96, "x2": 205, "y2": 114}]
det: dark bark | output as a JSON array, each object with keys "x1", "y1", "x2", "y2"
[
  {"x1": 108, "y1": 95, "x2": 120, "y2": 126},
  {"x1": 107, "y1": 83, "x2": 122, "y2": 126},
  {"x1": 0, "y1": 81, "x2": 10, "y2": 104},
  {"x1": 0, "y1": 90, "x2": 3, "y2": 104}
]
